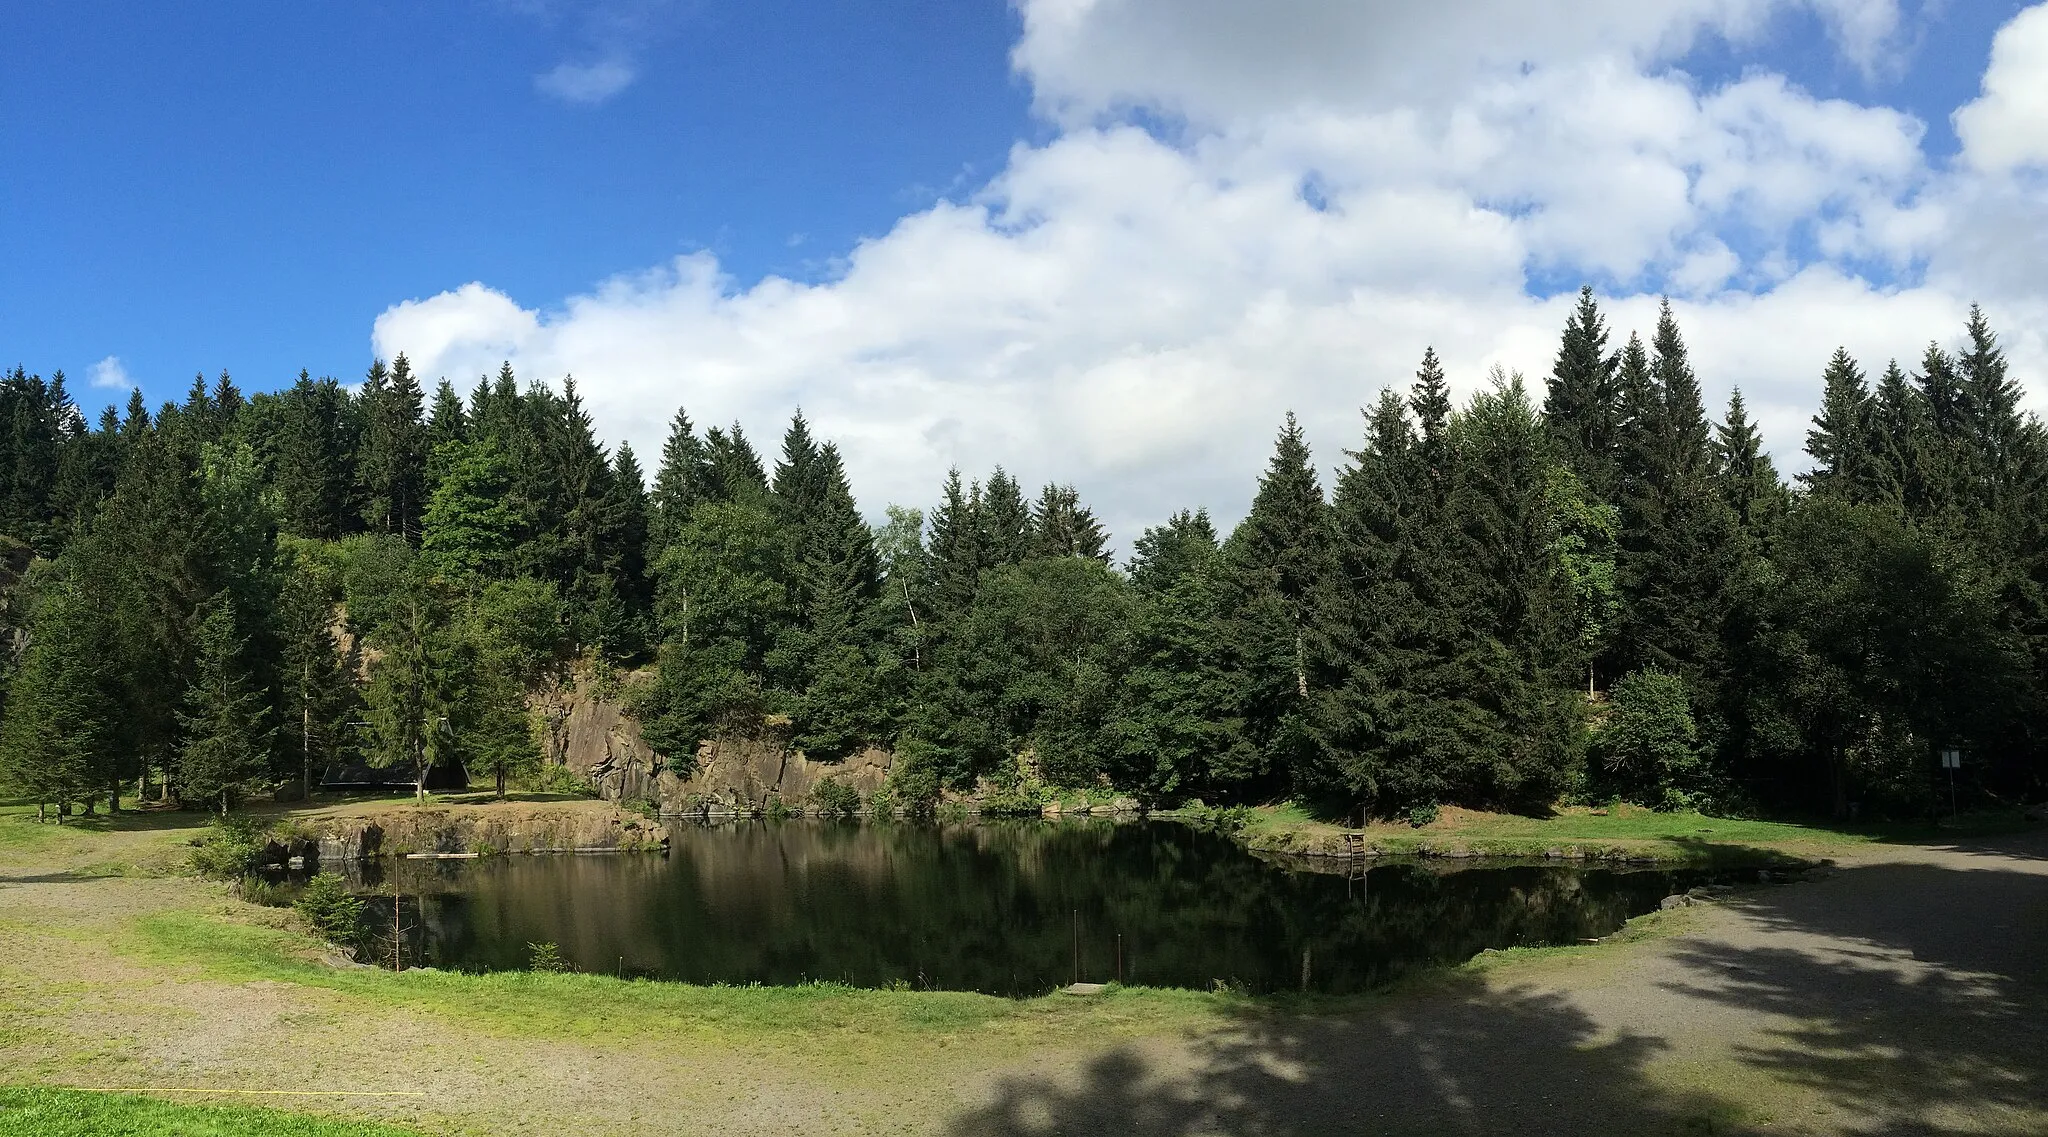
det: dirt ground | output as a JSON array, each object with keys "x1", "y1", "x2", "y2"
[{"x1": 2, "y1": 811, "x2": 2043, "y2": 1136}]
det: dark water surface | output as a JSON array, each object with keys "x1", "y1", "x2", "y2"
[{"x1": 360, "y1": 820, "x2": 1703, "y2": 995}]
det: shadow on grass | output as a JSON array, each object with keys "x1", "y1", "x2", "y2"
[{"x1": 947, "y1": 851, "x2": 2048, "y2": 1136}]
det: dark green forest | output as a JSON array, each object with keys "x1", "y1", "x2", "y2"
[{"x1": 1, "y1": 291, "x2": 2041, "y2": 821}]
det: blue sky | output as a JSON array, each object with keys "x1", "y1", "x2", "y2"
[
  {"x1": 2, "y1": 0, "x2": 1033, "y2": 407},
  {"x1": 6, "y1": 1, "x2": 2048, "y2": 539}
]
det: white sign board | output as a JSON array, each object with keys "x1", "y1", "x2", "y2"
[{"x1": 1940, "y1": 749, "x2": 1961, "y2": 769}]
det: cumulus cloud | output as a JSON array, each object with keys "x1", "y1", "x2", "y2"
[
  {"x1": 535, "y1": 58, "x2": 637, "y2": 105},
  {"x1": 1954, "y1": 4, "x2": 2048, "y2": 173},
  {"x1": 379, "y1": 0, "x2": 2048, "y2": 545},
  {"x1": 88, "y1": 355, "x2": 133, "y2": 391}
]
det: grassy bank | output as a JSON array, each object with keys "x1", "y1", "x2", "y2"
[
  {"x1": 0, "y1": 1086, "x2": 422, "y2": 1136},
  {"x1": 1231, "y1": 801, "x2": 2038, "y2": 866}
]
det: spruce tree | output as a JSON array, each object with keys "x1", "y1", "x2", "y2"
[
  {"x1": 1715, "y1": 390, "x2": 1787, "y2": 543},
  {"x1": 358, "y1": 355, "x2": 428, "y2": 542},
  {"x1": 1545, "y1": 286, "x2": 1620, "y2": 501},
  {"x1": 1609, "y1": 305, "x2": 1743, "y2": 774},
  {"x1": 1222, "y1": 412, "x2": 1329, "y2": 788},
  {"x1": 926, "y1": 469, "x2": 983, "y2": 616},
  {"x1": 703, "y1": 424, "x2": 769, "y2": 504},
  {"x1": 177, "y1": 597, "x2": 274, "y2": 812},
  {"x1": 425, "y1": 378, "x2": 469, "y2": 492},
  {"x1": 0, "y1": 570, "x2": 117, "y2": 818},
  {"x1": 1867, "y1": 360, "x2": 1921, "y2": 512},
  {"x1": 276, "y1": 555, "x2": 359, "y2": 799},
  {"x1": 1029, "y1": 484, "x2": 1110, "y2": 562},
  {"x1": 1804, "y1": 349, "x2": 1873, "y2": 501},
  {"x1": 978, "y1": 468, "x2": 1032, "y2": 568},
  {"x1": 606, "y1": 442, "x2": 653, "y2": 631},
  {"x1": 650, "y1": 407, "x2": 708, "y2": 562}
]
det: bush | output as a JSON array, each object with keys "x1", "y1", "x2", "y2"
[
  {"x1": 1180, "y1": 801, "x2": 1252, "y2": 835},
  {"x1": 528, "y1": 941, "x2": 570, "y2": 973},
  {"x1": 517, "y1": 761, "x2": 596, "y2": 797},
  {"x1": 1595, "y1": 668, "x2": 1712, "y2": 809},
  {"x1": 189, "y1": 814, "x2": 270, "y2": 879},
  {"x1": 295, "y1": 872, "x2": 364, "y2": 946},
  {"x1": 811, "y1": 777, "x2": 860, "y2": 819},
  {"x1": 1406, "y1": 802, "x2": 1441, "y2": 828},
  {"x1": 884, "y1": 741, "x2": 943, "y2": 820}
]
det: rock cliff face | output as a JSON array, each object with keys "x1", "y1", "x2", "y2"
[
  {"x1": 303, "y1": 802, "x2": 668, "y2": 864},
  {"x1": 546, "y1": 670, "x2": 894, "y2": 813}
]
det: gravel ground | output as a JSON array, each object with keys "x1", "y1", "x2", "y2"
[{"x1": 3, "y1": 816, "x2": 2043, "y2": 1136}]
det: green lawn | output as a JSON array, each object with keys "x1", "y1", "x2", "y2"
[
  {"x1": 1237, "y1": 801, "x2": 2038, "y2": 864},
  {"x1": 0, "y1": 1086, "x2": 422, "y2": 1136}
]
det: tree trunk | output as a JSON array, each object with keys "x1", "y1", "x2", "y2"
[{"x1": 497, "y1": 767, "x2": 507, "y2": 798}]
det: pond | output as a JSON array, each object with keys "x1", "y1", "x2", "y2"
[{"x1": 347, "y1": 819, "x2": 1708, "y2": 996}]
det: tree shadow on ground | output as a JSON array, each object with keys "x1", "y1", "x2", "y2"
[
  {"x1": 948, "y1": 850, "x2": 2048, "y2": 1137},
  {"x1": 953, "y1": 976, "x2": 1733, "y2": 1136}
]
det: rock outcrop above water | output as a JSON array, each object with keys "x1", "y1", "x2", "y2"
[
  {"x1": 302, "y1": 802, "x2": 668, "y2": 864},
  {"x1": 546, "y1": 669, "x2": 894, "y2": 813}
]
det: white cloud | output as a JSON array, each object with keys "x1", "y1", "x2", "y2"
[
  {"x1": 535, "y1": 58, "x2": 636, "y2": 105},
  {"x1": 88, "y1": 355, "x2": 132, "y2": 391},
  {"x1": 1955, "y1": 3, "x2": 2048, "y2": 173},
  {"x1": 378, "y1": 0, "x2": 2048, "y2": 546}
]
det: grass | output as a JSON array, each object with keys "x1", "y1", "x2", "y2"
[
  {"x1": 125, "y1": 907, "x2": 1237, "y2": 1058},
  {"x1": 1235, "y1": 801, "x2": 2039, "y2": 865},
  {"x1": 0, "y1": 1086, "x2": 422, "y2": 1136}
]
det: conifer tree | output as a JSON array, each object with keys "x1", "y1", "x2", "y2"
[
  {"x1": 359, "y1": 355, "x2": 428, "y2": 542},
  {"x1": 1450, "y1": 371, "x2": 1584, "y2": 804},
  {"x1": 978, "y1": 468, "x2": 1032, "y2": 568},
  {"x1": 276, "y1": 553, "x2": 359, "y2": 799},
  {"x1": 268, "y1": 373, "x2": 356, "y2": 538},
  {"x1": 1715, "y1": 390, "x2": 1787, "y2": 542},
  {"x1": 650, "y1": 407, "x2": 708, "y2": 562},
  {"x1": 1545, "y1": 286, "x2": 1620, "y2": 500},
  {"x1": 1867, "y1": 360, "x2": 1921, "y2": 511},
  {"x1": 926, "y1": 469, "x2": 983, "y2": 616},
  {"x1": 1804, "y1": 349, "x2": 1873, "y2": 501},
  {"x1": 703, "y1": 424, "x2": 769, "y2": 504},
  {"x1": 0, "y1": 570, "x2": 117, "y2": 818},
  {"x1": 605, "y1": 442, "x2": 653, "y2": 629},
  {"x1": 1609, "y1": 304, "x2": 1742, "y2": 748},
  {"x1": 1029, "y1": 484, "x2": 1110, "y2": 561},
  {"x1": 425, "y1": 378, "x2": 469, "y2": 491},
  {"x1": 177, "y1": 597, "x2": 274, "y2": 812},
  {"x1": 1112, "y1": 509, "x2": 1252, "y2": 800},
  {"x1": 1223, "y1": 412, "x2": 1329, "y2": 787}
]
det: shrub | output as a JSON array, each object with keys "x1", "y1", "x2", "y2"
[
  {"x1": 1406, "y1": 802, "x2": 1441, "y2": 828},
  {"x1": 295, "y1": 873, "x2": 365, "y2": 946},
  {"x1": 528, "y1": 941, "x2": 570, "y2": 973},
  {"x1": 1596, "y1": 668, "x2": 1712, "y2": 809},
  {"x1": 189, "y1": 814, "x2": 269, "y2": 879},
  {"x1": 1180, "y1": 801, "x2": 1252, "y2": 835},
  {"x1": 811, "y1": 777, "x2": 860, "y2": 819},
  {"x1": 885, "y1": 740, "x2": 943, "y2": 820}
]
